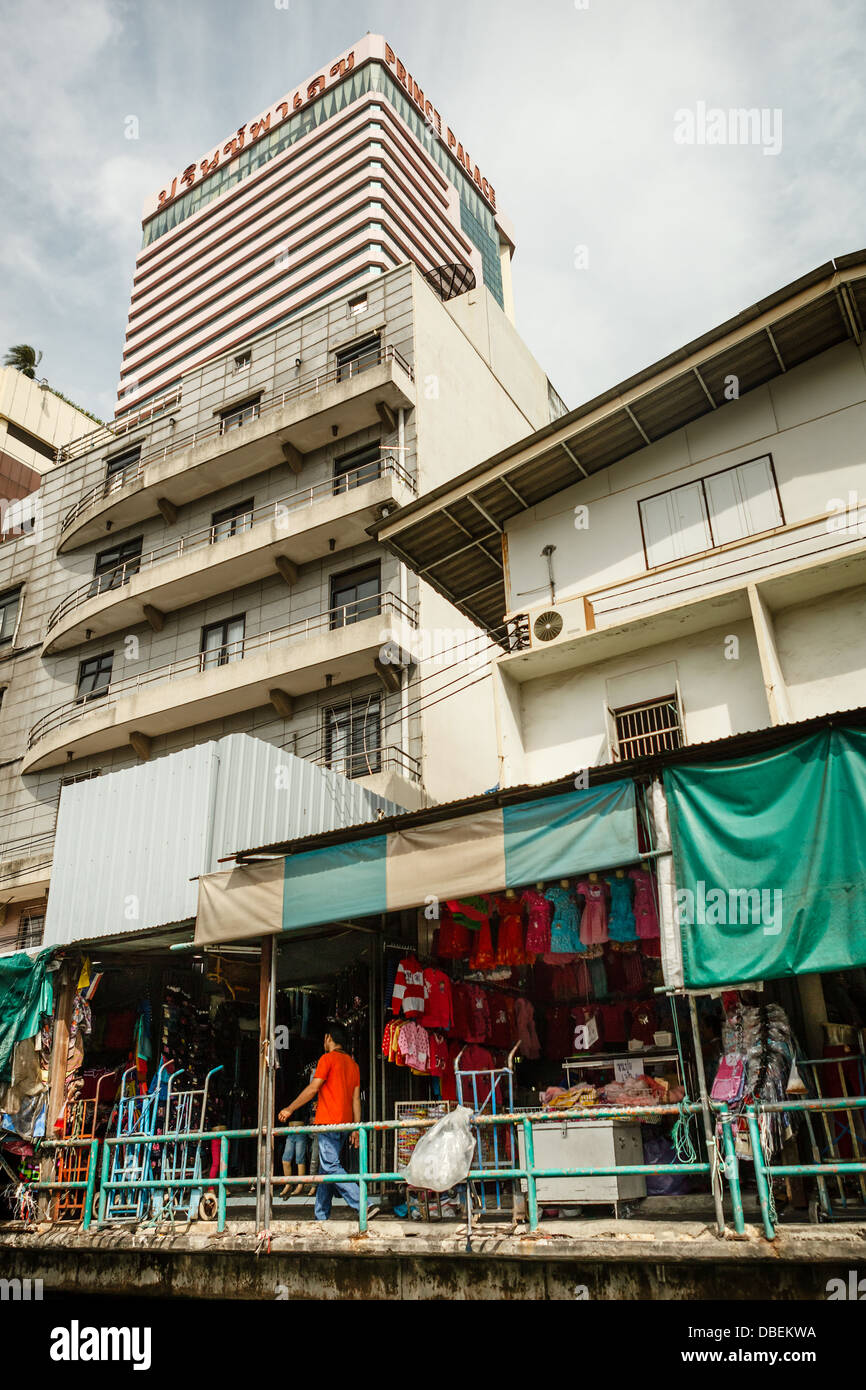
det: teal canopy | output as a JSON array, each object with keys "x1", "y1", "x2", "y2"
[
  {"x1": 0, "y1": 950, "x2": 53, "y2": 1083},
  {"x1": 664, "y1": 727, "x2": 866, "y2": 987}
]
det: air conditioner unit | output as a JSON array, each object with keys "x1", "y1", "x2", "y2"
[{"x1": 525, "y1": 595, "x2": 588, "y2": 650}]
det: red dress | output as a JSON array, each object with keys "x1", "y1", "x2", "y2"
[
  {"x1": 437, "y1": 913, "x2": 471, "y2": 959},
  {"x1": 469, "y1": 916, "x2": 496, "y2": 970},
  {"x1": 521, "y1": 889, "x2": 553, "y2": 956},
  {"x1": 495, "y1": 896, "x2": 529, "y2": 965}
]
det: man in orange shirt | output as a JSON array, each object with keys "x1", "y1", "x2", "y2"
[{"x1": 279, "y1": 1022, "x2": 378, "y2": 1223}]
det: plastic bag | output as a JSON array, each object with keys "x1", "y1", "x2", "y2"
[{"x1": 402, "y1": 1106, "x2": 476, "y2": 1192}]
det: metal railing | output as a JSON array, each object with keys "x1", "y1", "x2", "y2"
[
  {"x1": 27, "y1": 592, "x2": 418, "y2": 750},
  {"x1": 60, "y1": 346, "x2": 414, "y2": 534},
  {"x1": 315, "y1": 745, "x2": 422, "y2": 783},
  {"x1": 19, "y1": 1101, "x2": 738, "y2": 1238},
  {"x1": 47, "y1": 454, "x2": 416, "y2": 636},
  {"x1": 55, "y1": 388, "x2": 184, "y2": 465},
  {"x1": 746, "y1": 1095, "x2": 866, "y2": 1240},
  {"x1": 0, "y1": 829, "x2": 55, "y2": 863}
]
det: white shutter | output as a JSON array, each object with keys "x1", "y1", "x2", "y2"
[
  {"x1": 705, "y1": 456, "x2": 782, "y2": 544},
  {"x1": 640, "y1": 483, "x2": 711, "y2": 567}
]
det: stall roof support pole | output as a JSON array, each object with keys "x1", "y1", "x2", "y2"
[{"x1": 688, "y1": 992, "x2": 727, "y2": 1236}]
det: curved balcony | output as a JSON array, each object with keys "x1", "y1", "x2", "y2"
[
  {"x1": 44, "y1": 455, "x2": 416, "y2": 653},
  {"x1": 58, "y1": 346, "x2": 416, "y2": 553},
  {"x1": 23, "y1": 593, "x2": 418, "y2": 774}
]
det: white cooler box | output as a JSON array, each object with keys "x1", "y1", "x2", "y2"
[{"x1": 517, "y1": 1117, "x2": 646, "y2": 1205}]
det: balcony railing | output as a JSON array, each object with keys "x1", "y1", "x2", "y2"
[
  {"x1": 47, "y1": 454, "x2": 415, "y2": 636},
  {"x1": 27, "y1": 592, "x2": 418, "y2": 750},
  {"x1": 55, "y1": 388, "x2": 183, "y2": 465},
  {"x1": 60, "y1": 346, "x2": 414, "y2": 534},
  {"x1": 0, "y1": 829, "x2": 55, "y2": 864},
  {"x1": 315, "y1": 745, "x2": 421, "y2": 783}
]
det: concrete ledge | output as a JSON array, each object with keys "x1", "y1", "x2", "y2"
[{"x1": 2, "y1": 1220, "x2": 864, "y2": 1300}]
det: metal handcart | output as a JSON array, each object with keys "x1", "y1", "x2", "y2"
[
  {"x1": 53, "y1": 1068, "x2": 118, "y2": 1222},
  {"x1": 456, "y1": 1043, "x2": 519, "y2": 1213},
  {"x1": 798, "y1": 1049, "x2": 866, "y2": 1223},
  {"x1": 104, "y1": 1062, "x2": 169, "y2": 1223},
  {"x1": 152, "y1": 1064, "x2": 224, "y2": 1223}
]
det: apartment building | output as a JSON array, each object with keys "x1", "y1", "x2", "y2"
[
  {"x1": 374, "y1": 253, "x2": 866, "y2": 786},
  {"x1": 118, "y1": 33, "x2": 516, "y2": 418},
  {"x1": 0, "y1": 260, "x2": 562, "y2": 951},
  {"x1": 1, "y1": 366, "x2": 96, "y2": 523}
]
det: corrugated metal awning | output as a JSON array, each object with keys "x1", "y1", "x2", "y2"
[{"x1": 373, "y1": 251, "x2": 866, "y2": 638}]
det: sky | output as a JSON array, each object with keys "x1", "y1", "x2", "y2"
[{"x1": 0, "y1": 0, "x2": 864, "y2": 423}]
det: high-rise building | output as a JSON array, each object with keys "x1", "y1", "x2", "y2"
[
  {"x1": 117, "y1": 34, "x2": 518, "y2": 419},
  {"x1": 0, "y1": 36, "x2": 564, "y2": 954}
]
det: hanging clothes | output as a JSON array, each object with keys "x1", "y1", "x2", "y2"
[
  {"x1": 576, "y1": 879, "x2": 609, "y2": 945},
  {"x1": 468, "y1": 916, "x2": 496, "y2": 971},
  {"x1": 515, "y1": 998, "x2": 541, "y2": 1060},
  {"x1": 437, "y1": 913, "x2": 471, "y2": 960},
  {"x1": 545, "y1": 884, "x2": 585, "y2": 954},
  {"x1": 605, "y1": 874, "x2": 637, "y2": 942},
  {"x1": 494, "y1": 895, "x2": 529, "y2": 966},
  {"x1": 629, "y1": 866, "x2": 660, "y2": 938},
  {"x1": 421, "y1": 969, "x2": 453, "y2": 1031},
  {"x1": 391, "y1": 955, "x2": 426, "y2": 1017},
  {"x1": 521, "y1": 888, "x2": 553, "y2": 956}
]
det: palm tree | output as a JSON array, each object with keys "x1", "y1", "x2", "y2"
[{"x1": 3, "y1": 344, "x2": 42, "y2": 379}]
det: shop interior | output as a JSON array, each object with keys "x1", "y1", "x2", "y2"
[{"x1": 4, "y1": 879, "x2": 865, "y2": 1228}]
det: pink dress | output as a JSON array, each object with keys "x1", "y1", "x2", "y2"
[
  {"x1": 577, "y1": 879, "x2": 609, "y2": 945},
  {"x1": 521, "y1": 889, "x2": 553, "y2": 955},
  {"x1": 629, "y1": 867, "x2": 660, "y2": 938}
]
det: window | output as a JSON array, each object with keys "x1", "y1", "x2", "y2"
[
  {"x1": 233, "y1": 350, "x2": 251, "y2": 372},
  {"x1": 0, "y1": 588, "x2": 21, "y2": 645},
  {"x1": 5, "y1": 421, "x2": 55, "y2": 462},
  {"x1": 333, "y1": 444, "x2": 381, "y2": 495},
  {"x1": 201, "y1": 615, "x2": 245, "y2": 670},
  {"x1": 105, "y1": 445, "x2": 142, "y2": 482},
  {"x1": 348, "y1": 294, "x2": 368, "y2": 317},
  {"x1": 612, "y1": 695, "x2": 683, "y2": 761},
  {"x1": 335, "y1": 334, "x2": 381, "y2": 382},
  {"x1": 219, "y1": 396, "x2": 261, "y2": 433},
  {"x1": 329, "y1": 563, "x2": 381, "y2": 628},
  {"x1": 16, "y1": 911, "x2": 45, "y2": 950},
  {"x1": 76, "y1": 652, "x2": 114, "y2": 704},
  {"x1": 91, "y1": 538, "x2": 143, "y2": 595},
  {"x1": 639, "y1": 455, "x2": 784, "y2": 568},
  {"x1": 211, "y1": 500, "x2": 254, "y2": 542},
  {"x1": 324, "y1": 697, "x2": 381, "y2": 779}
]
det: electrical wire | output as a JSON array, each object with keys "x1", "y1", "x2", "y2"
[{"x1": 279, "y1": 621, "x2": 512, "y2": 764}]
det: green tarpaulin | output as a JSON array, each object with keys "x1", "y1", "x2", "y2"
[
  {"x1": 0, "y1": 950, "x2": 52, "y2": 1083},
  {"x1": 664, "y1": 727, "x2": 866, "y2": 987}
]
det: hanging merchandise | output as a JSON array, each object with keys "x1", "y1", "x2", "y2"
[
  {"x1": 437, "y1": 912, "x2": 471, "y2": 960},
  {"x1": 391, "y1": 955, "x2": 426, "y2": 1017},
  {"x1": 522, "y1": 887, "x2": 553, "y2": 956},
  {"x1": 544, "y1": 881, "x2": 585, "y2": 957},
  {"x1": 710, "y1": 1001, "x2": 801, "y2": 1158},
  {"x1": 629, "y1": 864, "x2": 660, "y2": 938},
  {"x1": 468, "y1": 912, "x2": 496, "y2": 971},
  {"x1": 606, "y1": 872, "x2": 638, "y2": 942},
  {"x1": 421, "y1": 968, "x2": 453, "y2": 1031},
  {"x1": 515, "y1": 997, "x2": 541, "y2": 1060},
  {"x1": 577, "y1": 876, "x2": 609, "y2": 946},
  {"x1": 494, "y1": 893, "x2": 530, "y2": 966}
]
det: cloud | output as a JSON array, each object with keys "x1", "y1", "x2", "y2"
[{"x1": 0, "y1": 0, "x2": 863, "y2": 417}]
